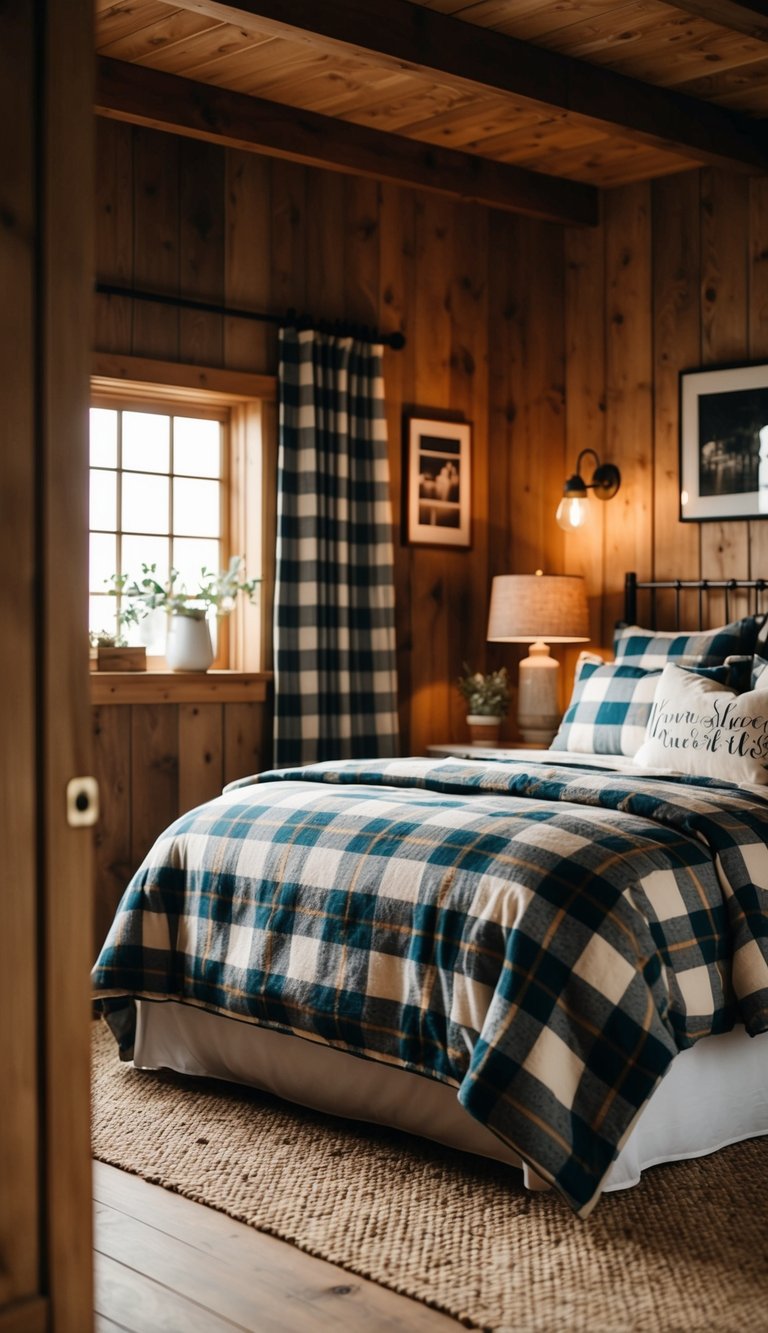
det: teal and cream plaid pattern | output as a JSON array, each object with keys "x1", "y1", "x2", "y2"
[
  {"x1": 613, "y1": 616, "x2": 761, "y2": 670},
  {"x1": 552, "y1": 661, "x2": 729, "y2": 756},
  {"x1": 274, "y1": 328, "x2": 399, "y2": 766},
  {"x1": 93, "y1": 757, "x2": 768, "y2": 1218}
]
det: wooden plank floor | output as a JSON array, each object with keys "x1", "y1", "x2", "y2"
[{"x1": 93, "y1": 1162, "x2": 463, "y2": 1332}]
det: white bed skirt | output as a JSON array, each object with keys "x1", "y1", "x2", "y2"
[{"x1": 133, "y1": 1000, "x2": 768, "y2": 1194}]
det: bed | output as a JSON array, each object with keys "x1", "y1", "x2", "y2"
[{"x1": 93, "y1": 574, "x2": 768, "y2": 1219}]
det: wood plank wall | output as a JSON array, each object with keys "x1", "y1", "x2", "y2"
[
  {"x1": 94, "y1": 121, "x2": 768, "y2": 761},
  {"x1": 563, "y1": 169, "x2": 768, "y2": 645},
  {"x1": 92, "y1": 700, "x2": 269, "y2": 957},
  {"x1": 94, "y1": 119, "x2": 569, "y2": 759}
]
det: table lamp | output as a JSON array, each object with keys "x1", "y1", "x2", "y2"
[{"x1": 486, "y1": 571, "x2": 589, "y2": 744}]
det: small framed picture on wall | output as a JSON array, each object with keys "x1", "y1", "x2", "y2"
[
  {"x1": 406, "y1": 417, "x2": 471, "y2": 548},
  {"x1": 680, "y1": 360, "x2": 768, "y2": 521}
]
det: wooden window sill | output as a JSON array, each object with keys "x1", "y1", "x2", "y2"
[{"x1": 90, "y1": 670, "x2": 272, "y2": 705}]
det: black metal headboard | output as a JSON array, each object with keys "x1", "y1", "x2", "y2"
[{"x1": 624, "y1": 572, "x2": 768, "y2": 630}]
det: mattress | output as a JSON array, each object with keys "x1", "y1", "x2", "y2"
[{"x1": 134, "y1": 998, "x2": 768, "y2": 1194}]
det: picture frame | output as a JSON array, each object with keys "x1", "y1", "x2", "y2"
[
  {"x1": 680, "y1": 361, "x2": 768, "y2": 522},
  {"x1": 406, "y1": 416, "x2": 471, "y2": 547}
]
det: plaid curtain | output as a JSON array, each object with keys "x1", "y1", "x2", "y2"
[{"x1": 274, "y1": 328, "x2": 400, "y2": 765}]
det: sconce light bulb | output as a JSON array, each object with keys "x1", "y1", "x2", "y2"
[{"x1": 555, "y1": 495, "x2": 589, "y2": 531}]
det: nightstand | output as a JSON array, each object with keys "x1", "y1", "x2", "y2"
[{"x1": 427, "y1": 742, "x2": 548, "y2": 759}]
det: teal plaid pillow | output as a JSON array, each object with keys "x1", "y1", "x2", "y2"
[
  {"x1": 551, "y1": 661, "x2": 729, "y2": 757},
  {"x1": 613, "y1": 617, "x2": 761, "y2": 670}
]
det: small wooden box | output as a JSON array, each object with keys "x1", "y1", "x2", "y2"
[{"x1": 96, "y1": 645, "x2": 147, "y2": 672}]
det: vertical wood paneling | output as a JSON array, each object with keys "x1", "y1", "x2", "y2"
[
  {"x1": 178, "y1": 704, "x2": 224, "y2": 811},
  {"x1": 487, "y1": 210, "x2": 518, "y2": 585},
  {"x1": 179, "y1": 138, "x2": 225, "y2": 365},
  {"x1": 94, "y1": 118, "x2": 768, "y2": 749},
  {"x1": 223, "y1": 703, "x2": 268, "y2": 786},
  {"x1": 132, "y1": 127, "x2": 179, "y2": 358},
  {"x1": 448, "y1": 202, "x2": 490, "y2": 739},
  {"x1": 408, "y1": 194, "x2": 455, "y2": 756},
  {"x1": 344, "y1": 176, "x2": 381, "y2": 327},
  {"x1": 487, "y1": 214, "x2": 569, "y2": 728},
  {"x1": 564, "y1": 216, "x2": 607, "y2": 658},
  {"x1": 700, "y1": 169, "x2": 751, "y2": 621},
  {"x1": 651, "y1": 171, "x2": 701, "y2": 626},
  {"x1": 603, "y1": 183, "x2": 653, "y2": 640},
  {"x1": 305, "y1": 170, "x2": 347, "y2": 323},
  {"x1": 379, "y1": 183, "x2": 416, "y2": 753},
  {"x1": 130, "y1": 705, "x2": 178, "y2": 866},
  {"x1": 92, "y1": 706, "x2": 132, "y2": 958},
  {"x1": 92, "y1": 700, "x2": 270, "y2": 940},
  {"x1": 225, "y1": 151, "x2": 272, "y2": 372},
  {"x1": 94, "y1": 119, "x2": 134, "y2": 352},
  {"x1": 487, "y1": 210, "x2": 524, "y2": 726},
  {"x1": 269, "y1": 159, "x2": 307, "y2": 318},
  {"x1": 747, "y1": 176, "x2": 768, "y2": 580}
]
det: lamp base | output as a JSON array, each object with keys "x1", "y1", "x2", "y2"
[{"x1": 517, "y1": 642, "x2": 560, "y2": 746}]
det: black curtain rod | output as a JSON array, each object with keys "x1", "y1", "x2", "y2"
[{"x1": 95, "y1": 282, "x2": 406, "y2": 351}]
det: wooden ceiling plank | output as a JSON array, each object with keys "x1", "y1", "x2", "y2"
[
  {"x1": 171, "y1": 34, "x2": 287, "y2": 83},
  {"x1": 95, "y1": 55, "x2": 598, "y2": 225},
  {"x1": 98, "y1": 12, "x2": 226, "y2": 64},
  {"x1": 96, "y1": 2, "x2": 188, "y2": 47},
  {"x1": 666, "y1": 0, "x2": 768, "y2": 42},
  {"x1": 162, "y1": 0, "x2": 768, "y2": 170},
  {"x1": 566, "y1": 19, "x2": 768, "y2": 85},
  {"x1": 678, "y1": 58, "x2": 768, "y2": 113}
]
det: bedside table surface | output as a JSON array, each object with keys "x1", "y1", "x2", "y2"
[{"x1": 426, "y1": 743, "x2": 551, "y2": 759}]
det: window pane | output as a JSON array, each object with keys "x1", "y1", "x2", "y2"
[
  {"x1": 122, "y1": 472, "x2": 169, "y2": 534},
  {"x1": 123, "y1": 411, "x2": 170, "y2": 473},
  {"x1": 89, "y1": 595, "x2": 118, "y2": 641},
  {"x1": 174, "y1": 417, "x2": 221, "y2": 478},
  {"x1": 90, "y1": 532, "x2": 116, "y2": 593},
  {"x1": 90, "y1": 409, "x2": 117, "y2": 467},
  {"x1": 120, "y1": 534, "x2": 170, "y2": 585},
  {"x1": 90, "y1": 469, "x2": 117, "y2": 531},
  {"x1": 173, "y1": 477, "x2": 220, "y2": 537},
  {"x1": 172, "y1": 537, "x2": 221, "y2": 590}
]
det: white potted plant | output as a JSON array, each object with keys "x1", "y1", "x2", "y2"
[
  {"x1": 456, "y1": 663, "x2": 510, "y2": 747},
  {"x1": 109, "y1": 556, "x2": 260, "y2": 671}
]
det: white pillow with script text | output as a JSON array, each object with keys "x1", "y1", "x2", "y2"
[{"x1": 634, "y1": 663, "x2": 768, "y2": 784}]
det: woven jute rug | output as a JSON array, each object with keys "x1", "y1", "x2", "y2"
[{"x1": 91, "y1": 1020, "x2": 768, "y2": 1332}]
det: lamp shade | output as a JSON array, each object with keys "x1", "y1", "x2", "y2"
[{"x1": 486, "y1": 574, "x2": 589, "y2": 643}]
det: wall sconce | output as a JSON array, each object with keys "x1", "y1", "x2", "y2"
[{"x1": 555, "y1": 449, "x2": 621, "y2": 531}]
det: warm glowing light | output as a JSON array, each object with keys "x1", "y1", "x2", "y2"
[
  {"x1": 681, "y1": 489, "x2": 689, "y2": 507},
  {"x1": 555, "y1": 495, "x2": 589, "y2": 531}
]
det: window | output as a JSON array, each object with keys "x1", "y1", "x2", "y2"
[
  {"x1": 88, "y1": 355, "x2": 277, "y2": 673},
  {"x1": 89, "y1": 401, "x2": 229, "y2": 661}
]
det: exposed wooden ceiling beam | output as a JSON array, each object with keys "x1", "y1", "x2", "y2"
[
  {"x1": 168, "y1": 0, "x2": 768, "y2": 173},
  {"x1": 667, "y1": 0, "x2": 768, "y2": 41},
  {"x1": 95, "y1": 58, "x2": 598, "y2": 227}
]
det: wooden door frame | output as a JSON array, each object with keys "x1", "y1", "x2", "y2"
[{"x1": 0, "y1": 3, "x2": 95, "y2": 1330}]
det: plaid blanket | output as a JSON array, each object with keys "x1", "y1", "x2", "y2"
[{"x1": 93, "y1": 757, "x2": 768, "y2": 1217}]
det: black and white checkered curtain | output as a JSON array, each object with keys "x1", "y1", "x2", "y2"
[{"x1": 274, "y1": 328, "x2": 400, "y2": 765}]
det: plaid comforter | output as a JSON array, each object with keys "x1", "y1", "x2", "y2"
[{"x1": 93, "y1": 757, "x2": 768, "y2": 1217}]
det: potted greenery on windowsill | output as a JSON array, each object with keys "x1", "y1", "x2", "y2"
[
  {"x1": 90, "y1": 629, "x2": 147, "y2": 672},
  {"x1": 456, "y1": 663, "x2": 510, "y2": 747},
  {"x1": 107, "y1": 556, "x2": 260, "y2": 672}
]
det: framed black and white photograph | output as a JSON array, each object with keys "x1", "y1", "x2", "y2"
[
  {"x1": 406, "y1": 417, "x2": 471, "y2": 547},
  {"x1": 680, "y1": 361, "x2": 768, "y2": 521}
]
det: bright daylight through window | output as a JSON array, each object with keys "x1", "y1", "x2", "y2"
[{"x1": 89, "y1": 405, "x2": 226, "y2": 659}]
